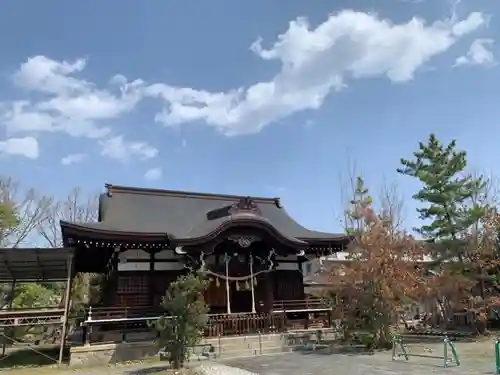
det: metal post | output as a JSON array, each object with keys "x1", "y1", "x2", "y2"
[
  {"x1": 258, "y1": 330, "x2": 262, "y2": 354},
  {"x1": 84, "y1": 307, "x2": 92, "y2": 346},
  {"x1": 58, "y1": 253, "x2": 74, "y2": 365},
  {"x1": 443, "y1": 336, "x2": 448, "y2": 368},
  {"x1": 249, "y1": 254, "x2": 256, "y2": 314},
  {"x1": 225, "y1": 254, "x2": 231, "y2": 314},
  {"x1": 218, "y1": 333, "x2": 221, "y2": 358},
  {"x1": 495, "y1": 340, "x2": 500, "y2": 374}
]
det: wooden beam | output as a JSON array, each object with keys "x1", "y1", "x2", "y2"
[{"x1": 58, "y1": 253, "x2": 74, "y2": 365}]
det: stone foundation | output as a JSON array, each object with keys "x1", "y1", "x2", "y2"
[
  {"x1": 69, "y1": 328, "x2": 338, "y2": 367},
  {"x1": 69, "y1": 341, "x2": 158, "y2": 367}
]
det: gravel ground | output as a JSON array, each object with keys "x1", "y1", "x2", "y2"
[
  {"x1": 220, "y1": 340, "x2": 496, "y2": 375},
  {"x1": 2, "y1": 340, "x2": 497, "y2": 375},
  {"x1": 221, "y1": 351, "x2": 492, "y2": 375},
  {"x1": 197, "y1": 362, "x2": 257, "y2": 375}
]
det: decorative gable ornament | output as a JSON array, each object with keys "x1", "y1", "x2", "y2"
[
  {"x1": 228, "y1": 235, "x2": 260, "y2": 248},
  {"x1": 229, "y1": 197, "x2": 261, "y2": 215}
]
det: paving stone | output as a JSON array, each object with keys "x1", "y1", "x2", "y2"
[
  {"x1": 7, "y1": 340, "x2": 497, "y2": 375},
  {"x1": 219, "y1": 350, "x2": 493, "y2": 375}
]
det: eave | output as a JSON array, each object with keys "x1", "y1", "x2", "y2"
[
  {"x1": 172, "y1": 213, "x2": 307, "y2": 248},
  {"x1": 60, "y1": 221, "x2": 171, "y2": 250}
]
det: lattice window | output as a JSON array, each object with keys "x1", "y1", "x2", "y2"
[
  {"x1": 274, "y1": 270, "x2": 304, "y2": 300},
  {"x1": 117, "y1": 274, "x2": 148, "y2": 294},
  {"x1": 116, "y1": 294, "x2": 149, "y2": 307}
]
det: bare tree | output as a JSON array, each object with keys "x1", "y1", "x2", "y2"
[
  {"x1": 0, "y1": 176, "x2": 52, "y2": 248},
  {"x1": 36, "y1": 187, "x2": 102, "y2": 312},
  {"x1": 378, "y1": 178, "x2": 406, "y2": 235},
  {"x1": 37, "y1": 187, "x2": 99, "y2": 247},
  {"x1": 468, "y1": 170, "x2": 499, "y2": 228}
]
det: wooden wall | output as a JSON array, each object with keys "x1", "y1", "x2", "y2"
[
  {"x1": 204, "y1": 278, "x2": 227, "y2": 312},
  {"x1": 273, "y1": 270, "x2": 304, "y2": 301},
  {"x1": 112, "y1": 270, "x2": 184, "y2": 307}
]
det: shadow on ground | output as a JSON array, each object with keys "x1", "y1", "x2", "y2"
[
  {"x1": 124, "y1": 365, "x2": 170, "y2": 375},
  {"x1": 0, "y1": 346, "x2": 69, "y2": 368}
]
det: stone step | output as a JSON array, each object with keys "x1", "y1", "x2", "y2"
[
  {"x1": 209, "y1": 339, "x2": 285, "y2": 352},
  {"x1": 187, "y1": 347, "x2": 293, "y2": 365},
  {"x1": 216, "y1": 346, "x2": 293, "y2": 360},
  {"x1": 159, "y1": 345, "x2": 294, "y2": 364},
  {"x1": 202, "y1": 334, "x2": 284, "y2": 345}
]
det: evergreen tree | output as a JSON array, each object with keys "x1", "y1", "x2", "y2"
[
  {"x1": 0, "y1": 203, "x2": 19, "y2": 246},
  {"x1": 397, "y1": 134, "x2": 486, "y2": 259},
  {"x1": 151, "y1": 272, "x2": 209, "y2": 369},
  {"x1": 344, "y1": 176, "x2": 373, "y2": 236}
]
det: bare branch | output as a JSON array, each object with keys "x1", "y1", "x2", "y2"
[
  {"x1": 0, "y1": 176, "x2": 52, "y2": 248},
  {"x1": 469, "y1": 169, "x2": 499, "y2": 209},
  {"x1": 37, "y1": 187, "x2": 99, "y2": 247},
  {"x1": 378, "y1": 178, "x2": 406, "y2": 235}
]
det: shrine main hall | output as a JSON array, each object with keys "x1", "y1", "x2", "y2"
[{"x1": 0, "y1": 183, "x2": 349, "y2": 364}]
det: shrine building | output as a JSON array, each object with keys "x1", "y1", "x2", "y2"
[{"x1": 60, "y1": 184, "x2": 349, "y2": 341}]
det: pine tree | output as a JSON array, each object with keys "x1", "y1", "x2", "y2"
[
  {"x1": 397, "y1": 134, "x2": 486, "y2": 260},
  {"x1": 344, "y1": 177, "x2": 373, "y2": 236},
  {"x1": 151, "y1": 272, "x2": 209, "y2": 369}
]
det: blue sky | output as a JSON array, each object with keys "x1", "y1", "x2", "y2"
[{"x1": 0, "y1": 0, "x2": 498, "y2": 234}]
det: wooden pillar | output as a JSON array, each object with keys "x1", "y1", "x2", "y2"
[
  {"x1": 267, "y1": 273, "x2": 274, "y2": 312},
  {"x1": 1, "y1": 279, "x2": 16, "y2": 357},
  {"x1": 249, "y1": 254, "x2": 256, "y2": 313},
  {"x1": 148, "y1": 252, "x2": 155, "y2": 306},
  {"x1": 112, "y1": 250, "x2": 119, "y2": 302},
  {"x1": 58, "y1": 253, "x2": 74, "y2": 365},
  {"x1": 224, "y1": 253, "x2": 231, "y2": 314},
  {"x1": 105, "y1": 247, "x2": 120, "y2": 306}
]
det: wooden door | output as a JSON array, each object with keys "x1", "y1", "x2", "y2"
[{"x1": 204, "y1": 279, "x2": 227, "y2": 313}]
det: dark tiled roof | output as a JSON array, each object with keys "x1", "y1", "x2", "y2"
[{"x1": 60, "y1": 184, "x2": 348, "y2": 245}]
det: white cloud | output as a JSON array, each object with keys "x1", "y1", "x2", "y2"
[
  {"x1": 144, "y1": 167, "x2": 162, "y2": 181},
  {"x1": 100, "y1": 135, "x2": 158, "y2": 162},
  {"x1": 451, "y1": 12, "x2": 485, "y2": 37},
  {"x1": 3, "y1": 56, "x2": 144, "y2": 139},
  {"x1": 13, "y1": 55, "x2": 88, "y2": 95},
  {"x1": 0, "y1": 9, "x2": 489, "y2": 145},
  {"x1": 454, "y1": 38, "x2": 496, "y2": 67},
  {"x1": 0, "y1": 136, "x2": 39, "y2": 159},
  {"x1": 144, "y1": 11, "x2": 486, "y2": 136},
  {"x1": 61, "y1": 153, "x2": 87, "y2": 166}
]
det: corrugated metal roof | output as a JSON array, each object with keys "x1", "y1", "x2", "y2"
[{"x1": 0, "y1": 248, "x2": 73, "y2": 282}]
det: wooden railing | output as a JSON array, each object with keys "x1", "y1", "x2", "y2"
[
  {"x1": 0, "y1": 307, "x2": 66, "y2": 327},
  {"x1": 84, "y1": 299, "x2": 331, "y2": 323},
  {"x1": 79, "y1": 299, "x2": 333, "y2": 344},
  {"x1": 205, "y1": 313, "x2": 286, "y2": 336},
  {"x1": 85, "y1": 305, "x2": 162, "y2": 322},
  {"x1": 272, "y1": 298, "x2": 330, "y2": 312}
]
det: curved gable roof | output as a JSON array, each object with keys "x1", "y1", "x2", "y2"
[{"x1": 61, "y1": 184, "x2": 349, "y2": 247}]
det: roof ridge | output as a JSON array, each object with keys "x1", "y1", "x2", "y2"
[{"x1": 105, "y1": 183, "x2": 281, "y2": 205}]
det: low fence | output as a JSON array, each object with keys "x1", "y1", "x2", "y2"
[
  {"x1": 0, "y1": 307, "x2": 66, "y2": 327},
  {"x1": 272, "y1": 298, "x2": 330, "y2": 312},
  {"x1": 204, "y1": 313, "x2": 286, "y2": 336},
  {"x1": 78, "y1": 300, "x2": 333, "y2": 345}
]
